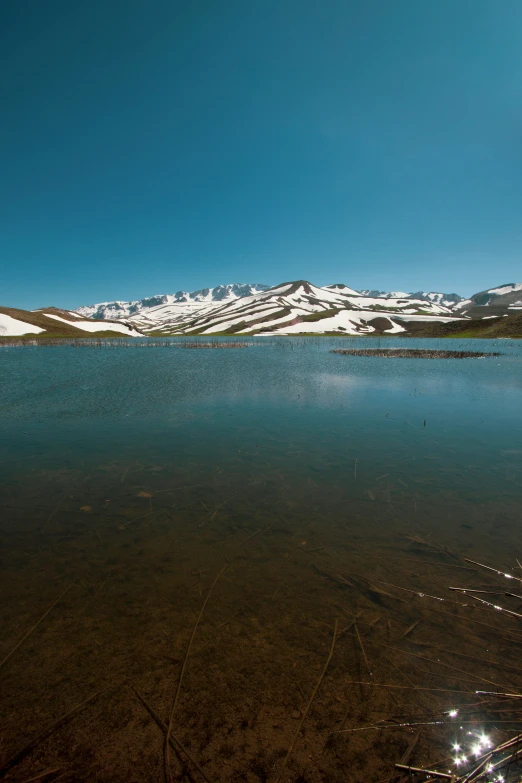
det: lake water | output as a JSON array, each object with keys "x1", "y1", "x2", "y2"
[{"x1": 1, "y1": 337, "x2": 522, "y2": 783}]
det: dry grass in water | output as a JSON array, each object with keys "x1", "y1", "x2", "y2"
[
  {"x1": 331, "y1": 348, "x2": 503, "y2": 359},
  {"x1": 387, "y1": 555, "x2": 522, "y2": 783},
  {"x1": 0, "y1": 338, "x2": 250, "y2": 348}
]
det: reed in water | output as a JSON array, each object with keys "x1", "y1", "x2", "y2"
[{"x1": 0, "y1": 338, "x2": 250, "y2": 348}]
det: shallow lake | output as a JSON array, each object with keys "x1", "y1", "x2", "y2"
[{"x1": 1, "y1": 336, "x2": 522, "y2": 782}]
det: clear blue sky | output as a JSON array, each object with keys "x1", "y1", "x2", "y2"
[{"x1": 1, "y1": 0, "x2": 521, "y2": 309}]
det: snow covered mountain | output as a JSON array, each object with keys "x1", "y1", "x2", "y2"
[
  {"x1": 75, "y1": 280, "x2": 466, "y2": 335},
  {"x1": 456, "y1": 282, "x2": 522, "y2": 316},
  {"x1": 76, "y1": 283, "x2": 270, "y2": 320},
  {"x1": 108, "y1": 280, "x2": 460, "y2": 336}
]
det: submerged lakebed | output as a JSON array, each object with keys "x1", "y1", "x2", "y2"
[{"x1": 1, "y1": 336, "x2": 522, "y2": 783}]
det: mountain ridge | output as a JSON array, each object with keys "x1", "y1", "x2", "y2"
[
  {"x1": 118, "y1": 278, "x2": 522, "y2": 336},
  {"x1": 1, "y1": 279, "x2": 521, "y2": 338},
  {"x1": 75, "y1": 280, "x2": 467, "y2": 329},
  {"x1": 76, "y1": 283, "x2": 270, "y2": 320},
  {"x1": 160, "y1": 280, "x2": 460, "y2": 337},
  {"x1": 73, "y1": 279, "x2": 522, "y2": 337}
]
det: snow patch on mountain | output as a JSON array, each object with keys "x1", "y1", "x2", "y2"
[
  {"x1": 276, "y1": 311, "x2": 407, "y2": 335},
  {"x1": 324, "y1": 283, "x2": 361, "y2": 296},
  {"x1": 359, "y1": 290, "x2": 463, "y2": 308},
  {"x1": 44, "y1": 314, "x2": 143, "y2": 336},
  {"x1": 487, "y1": 283, "x2": 522, "y2": 296},
  {"x1": 0, "y1": 313, "x2": 45, "y2": 336}
]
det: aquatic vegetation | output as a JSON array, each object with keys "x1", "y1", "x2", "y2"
[
  {"x1": 331, "y1": 348, "x2": 503, "y2": 358},
  {"x1": 391, "y1": 557, "x2": 522, "y2": 783},
  {"x1": 0, "y1": 337, "x2": 251, "y2": 348}
]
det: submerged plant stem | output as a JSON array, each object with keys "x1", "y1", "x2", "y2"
[{"x1": 274, "y1": 620, "x2": 338, "y2": 783}]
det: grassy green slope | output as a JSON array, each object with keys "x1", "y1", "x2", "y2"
[{"x1": 400, "y1": 313, "x2": 522, "y2": 338}]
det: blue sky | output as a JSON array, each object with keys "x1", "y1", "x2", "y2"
[{"x1": 1, "y1": 0, "x2": 521, "y2": 309}]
